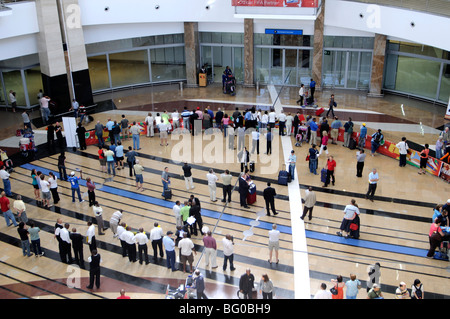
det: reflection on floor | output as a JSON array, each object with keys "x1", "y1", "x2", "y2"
[{"x1": 0, "y1": 83, "x2": 449, "y2": 299}]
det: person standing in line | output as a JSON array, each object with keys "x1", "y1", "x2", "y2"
[
  {"x1": 222, "y1": 234, "x2": 236, "y2": 271},
  {"x1": 150, "y1": 222, "x2": 164, "y2": 262},
  {"x1": 86, "y1": 220, "x2": 97, "y2": 253},
  {"x1": 163, "y1": 231, "x2": 177, "y2": 272},
  {"x1": 309, "y1": 118, "x2": 318, "y2": 145},
  {"x1": 326, "y1": 94, "x2": 336, "y2": 118},
  {"x1": 115, "y1": 141, "x2": 124, "y2": 170},
  {"x1": 178, "y1": 233, "x2": 196, "y2": 273},
  {"x1": 395, "y1": 282, "x2": 411, "y2": 299},
  {"x1": 161, "y1": 167, "x2": 170, "y2": 198},
  {"x1": 133, "y1": 159, "x2": 144, "y2": 192},
  {"x1": 238, "y1": 147, "x2": 250, "y2": 173},
  {"x1": 319, "y1": 131, "x2": 329, "y2": 156},
  {"x1": 68, "y1": 170, "x2": 84, "y2": 203},
  {"x1": 356, "y1": 149, "x2": 366, "y2": 178},
  {"x1": 343, "y1": 117, "x2": 354, "y2": 148},
  {"x1": 285, "y1": 112, "x2": 294, "y2": 136},
  {"x1": 120, "y1": 114, "x2": 129, "y2": 140},
  {"x1": 358, "y1": 123, "x2": 367, "y2": 149},
  {"x1": 48, "y1": 172, "x2": 60, "y2": 205},
  {"x1": 194, "y1": 269, "x2": 208, "y2": 299},
  {"x1": 92, "y1": 201, "x2": 105, "y2": 235},
  {"x1": 17, "y1": 222, "x2": 32, "y2": 257},
  {"x1": 145, "y1": 112, "x2": 154, "y2": 137},
  {"x1": 345, "y1": 274, "x2": 362, "y2": 299},
  {"x1": 418, "y1": 144, "x2": 430, "y2": 175},
  {"x1": 28, "y1": 221, "x2": 44, "y2": 257},
  {"x1": 70, "y1": 227, "x2": 84, "y2": 269},
  {"x1": 172, "y1": 109, "x2": 180, "y2": 130},
  {"x1": 173, "y1": 201, "x2": 182, "y2": 228},
  {"x1": 125, "y1": 146, "x2": 137, "y2": 178},
  {"x1": 57, "y1": 152, "x2": 68, "y2": 182},
  {"x1": 314, "y1": 283, "x2": 332, "y2": 299},
  {"x1": 411, "y1": 279, "x2": 424, "y2": 299},
  {"x1": 130, "y1": 121, "x2": 143, "y2": 150},
  {"x1": 86, "y1": 177, "x2": 96, "y2": 207},
  {"x1": 13, "y1": 195, "x2": 28, "y2": 224},
  {"x1": 236, "y1": 126, "x2": 245, "y2": 151},
  {"x1": 182, "y1": 162, "x2": 194, "y2": 191},
  {"x1": 308, "y1": 144, "x2": 319, "y2": 175},
  {"x1": 268, "y1": 224, "x2": 280, "y2": 264},
  {"x1": 330, "y1": 275, "x2": 345, "y2": 299},
  {"x1": 117, "y1": 223, "x2": 128, "y2": 258},
  {"x1": 86, "y1": 249, "x2": 102, "y2": 289},
  {"x1": 251, "y1": 128, "x2": 260, "y2": 155},
  {"x1": 188, "y1": 201, "x2": 203, "y2": 237},
  {"x1": 288, "y1": 150, "x2": 297, "y2": 181},
  {"x1": 206, "y1": 169, "x2": 218, "y2": 202},
  {"x1": 239, "y1": 268, "x2": 255, "y2": 299},
  {"x1": 263, "y1": 182, "x2": 278, "y2": 216},
  {"x1": 330, "y1": 117, "x2": 342, "y2": 145},
  {"x1": 39, "y1": 174, "x2": 51, "y2": 208},
  {"x1": 202, "y1": 231, "x2": 218, "y2": 269},
  {"x1": 221, "y1": 169, "x2": 232, "y2": 203},
  {"x1": 301, "y1": 187, "x2": 316, "y2": 221},
  {"x1": 59, "y1": 223, "x2": 74, "y2": 264},
  {"x1": 31, "y1": 169, "x2": 41, "y2": 203},
  {"x1": 259, "y1": 274, "x2": 274, "y2": 299},
  {"x1": 268, "y1": 109, "x2": 276, "y2": 130},
  {"x1": 54, "y1": 218, "x2": 64, "y2": 262},
  {"x1": 0, "y1": 165, "x2": 12, "y2": 197},
  {"x1": 396, "y1": 137, "x2": 409, "y2": 167},
  {"x1": 323, "y1": 155, "x2": 336, "y2": 187},
  {"x1": 94, "y1": 121, "x2": 105, "y2": 147},
  {"x1": 122, "y1": 226, "x2": 137, "y2": 263},
  {"x1": 104, "y1": 147, "x2": 115, "y2": 176},
  {"x1": 296, "y1": 84, "x2": 305, "y2": 106},
  {"x1": 76, "y1": 123, "x2": 87, "y2": 150},
  {"x1": 109, "y1": 209, "x2": 123, "y2": 238},
  {"x1": 181, "y1": 107, "x2": 192, "y2": 132},
  {"x1": 370, "y1": 129, "x2": 384, "y2": 156},
  {"x1": 265, "y1": 129, "x2": 273, "y2": 155},
  {"x1": 158, "y1": 120, "x2": 169, "y2": 146},
  {"x1": 277, "y1": 111, "x2": 287, "y2": 136},
  {"x1": 365, "y1": 168, "x2": 379, "y2": 202},
  {"x1": 134, "y1": 228, "x2": 150, "y2": 265},
  {"x1": 436, "y1": 136, "x2": 444, "y2": 160},
  {"x1": 367, "y1": 284, "x2": 383, "y2": 299},
  {"x1": 54, "y1": 121, "x2": 65, "y2": 150},
  {"x1": 180, "y1": 201, "x2": 191, "y2": 226}
]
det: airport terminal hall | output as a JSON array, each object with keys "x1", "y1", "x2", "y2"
[{"x1": 0, "y1": 0, "x2": 450, "y2": 300}]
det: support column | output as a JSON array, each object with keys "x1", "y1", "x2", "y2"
[
  {"x1": 184, "y1": 22, "x2": 200, "y2": 88},
  {"x1": 35, "y1": 0, "x2": 70, "y2": 114},
  {"x1": 244, "y1": 18, "x2": 255, "y2": 88},
  {"x1": 368, "y1": 33, "x2": 387, "y2": 97},
  {"x1": 311, "y1": 0, "x2": 325, "y2": 91}
]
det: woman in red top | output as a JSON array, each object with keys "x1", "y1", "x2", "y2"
[
  {"x1": 319, "y1": 131, "x2": 329, "y2": 156},
  {"x1": 98, "y1": 146, "x2": 106, "y2": 173},
  {"x1": 323, "y1": 155, "x2": 336, "y2": 187},
  {"x1": 427, "y1": 216, "x2": 445, "y2": 258},
  {"x1": 331, "y1": 275, "x2": 345, "y2": 299},
  {"x1": 418, "y1": 144, "x2": 429, "y2": 175}
]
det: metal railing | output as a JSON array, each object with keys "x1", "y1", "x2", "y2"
[{"x1": 342, "y1": 0, "x2": 450, "y2": 18}]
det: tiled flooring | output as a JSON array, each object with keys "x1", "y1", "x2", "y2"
[{"x1": 0, "y1": 83, "x2": 448, "y2": 299}]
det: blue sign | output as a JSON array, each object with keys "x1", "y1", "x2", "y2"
[{"x1": 265, "y1": 29, "x2": 303, "y2": 35}]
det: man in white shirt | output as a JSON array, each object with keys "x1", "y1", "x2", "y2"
[
  {"x1": 110, "y1": 210, "x2": 123, "y2": 237},
  {"x1": 365, "y1": 168, "x2": 379, "y2": 202},
  {"x1": 171, "y1": 109, "x2": 180, "y2": 130},
  {"x1": 396, "y1": 137, "x2": 409, "y2": 167},
  {"x1": 150, "y1": 222, "x2": 164, "y2": 262},
  {"x1": 158, "y1": 121, "x2": 169, "y2": 146},
  {"x1": 314, "y1": 283, "x2": 332, "y2": 299},
  {"x1": 122, "y1": 226, "x2": 137, "y2": 262},
  {"x1": 222, "y1": 234, "x2": 236, "y2": 271},
  {"x1": 40, "y1": 95, "x2": 51, "y2": 124},
  {"x1": 134, "y1": 228, "x2": 149, "y2": 265},
  {"x1": 86, "y1": 221, "x2": 97, "y2": 253},
  {"x1": 0, "y1": 165, "x2": 12, "y2": 197},
  {"x1": 163, "y1": 231, "x2": 177, "y2": 271},
  {"x1": 39, "y1": 175, "x2": 51, "y2": 208},
  {"x1": 178, "y1": 233, "x2": 196, "y2": 273},
  {"x1": 117, "y1": 222, "x2": 128, "y2": 257},
  {"x1": 268, "y1": 109, "x2": 276, "y2": 130},
  {"x1": 221, "y1": 169, "x2": 233, "y2": 203},
  {"x1": 268, "y1": 224, "x2": 280, "y2": 264},
  {"x1": 9, "y1": 90, "x2": 17, "y2": 112},
  {"x1": 129, "y1": 121, "x2": 143, "y2": 150},
  {"x1": 173, "y1": 201, "x2": 182, "y2": 227},
  {"x1": 251, "y1": 129, "x2": 260, "y2": 155},
  {"x1": 301, "y1": 186, "x2": 316, "y2": 221},
  {"x1": 277, "y1": 111, "x2": 287, "y2": 136},
  {"x1": 60, "y1": 223, "x2": 73, "y2": 264},
  {"x1": 206, "y1": 169, "x2": 218, "y2": 202},
  {"x1": 145, "y1": 112, "x2": 154, "y2": 137}
]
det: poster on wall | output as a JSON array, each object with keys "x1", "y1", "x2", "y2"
[
  {"x1": 407, "y1": 149, "x2": 442, "y2": 177},
  {"x1": 439, "y1": 162, "x2": 450, "y2": 183},
  {"x1": 445, "y1": 96, "x2": 450, "y2": 120}
]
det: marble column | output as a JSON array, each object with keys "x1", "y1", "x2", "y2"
[
  {"x1": 244, "y1": 18, "x2": 255, "y2": 88},
  {"x1": 312, "y1": 0, "x2": 325, "y2": 91},
  {"x1": 184, "y1": 22, "x2": 200, "y2": 88},
  {"x1": 35, "y1": 0, "x2": 70, "y2": 113},
  {"x1": 368, "y1": 33, "x2": 387, "y2": 97}
]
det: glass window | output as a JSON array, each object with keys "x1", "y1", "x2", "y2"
[
  {"x1": 255, "y1": 47, "x2": 270, "y2": 83},
  {"x1": 324, "y1": 36, "x2": 374, "y2": 49},
  {"x1": 439, "y1": 64, "x2": 450, "y2": 103},
  {"x1": 150, "y1": 47, "x2": 186, "y2": 82},
  {"x1": 109, "y1": 50, "x2": 150, "y2": 87},
  {"x1": 358, "y1": 52, "x2": 372, "y2": 89},
  {"x1": 24, "y1": 66, "x2": 43, "y2": 106},
  {"x1": 2, "y1": 70, "x2": 26, "y2": 106},
  {"x1": 88, "y1": 55, "x2": 110, "y2": 91}
]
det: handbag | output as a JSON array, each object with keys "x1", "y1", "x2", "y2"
[
  {"x1": 330, "y1": 284, "x2": 338, "y2": 295},
  {"x1": 349, "y1": 223, "x2": 359, "y2": 231},
  {"x1": 305, "y1": 154, "x2": 310, "y2": 161}
]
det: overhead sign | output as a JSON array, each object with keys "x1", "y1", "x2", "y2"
[
  {"x1": 265, "y1": 29, "x2": 303, "y2": 35},
  {"x1": 232, "y1": 0, "x2": 318, "y2": 8}
]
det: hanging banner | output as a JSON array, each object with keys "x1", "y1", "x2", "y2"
[{"x1": 231, "y1": 0, "x2": 319, "y2": 7}]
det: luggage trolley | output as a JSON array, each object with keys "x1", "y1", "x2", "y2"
[
  {"x1": 19, "y1": 131, "x2": 36, "y2": 158},
  {"x1": 165, "y1": 274, "x2": 197, "y2": 299}
]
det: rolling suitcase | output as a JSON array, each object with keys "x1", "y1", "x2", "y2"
[
  {"x1": 278, "y1": 165, "x2": 289, "y2": 186},
  {"x1": 320, "y1": 168, "x2": 327, "y2": 184},
  {"x1": 247, "y1": 184, "x2": 257, "y2": 205},
  {"x1": 315, "y1": 107, "x2": 324, "y2": 116},
  {"x1": 249, "y1": 161, "x2": 255, "y2": 173},
  {"x1": 349, "y1": 137, "x2": 357, "y2": 150},
  {"x1": 164, "y1": 188, "x2": 172, "y2": 200}
]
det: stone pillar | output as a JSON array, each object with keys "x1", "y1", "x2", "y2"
[
  {"x1": 184, "y1": 22, "x2": 200, "y2": 88},
  {"x1": 35, "y1": 0, "x2": 70, "y2": 113},
  {"x1": 244, "y1": 18, "x2": 255, "y2": 88},
  {"x1": 368, "y1": 33, "x2": 387, "y2": 97},
  {"x1": 311, "y1": 0, "x2": 325, "y2": 91},
  {"x1": 59, "y1": 0, "x2": 93, "y2": 106}
]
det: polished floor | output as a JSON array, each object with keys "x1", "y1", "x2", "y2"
[{"x1": 0, "y1": 83, "x2": 449, "y2": 299}]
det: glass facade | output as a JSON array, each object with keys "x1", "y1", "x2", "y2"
[{"x1": 384, "y1": 41, "x2": 450, "y2": 103}]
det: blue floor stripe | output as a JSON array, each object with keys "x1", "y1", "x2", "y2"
[{"x1": 21, "y1": 163, "x2": 429, "y2": 258}]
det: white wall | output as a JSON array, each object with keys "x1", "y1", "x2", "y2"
[{"x1": 325, "y1": 0, "x2": 450, "y2": 51}]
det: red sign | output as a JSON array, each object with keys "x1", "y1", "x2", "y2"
[{"x1": 231, "y1": 0, "x2": 318, "y2": 7}]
